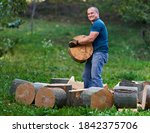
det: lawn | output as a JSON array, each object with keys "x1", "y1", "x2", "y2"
[{"x1": 0, "y1": 19, "x2": 150, "y2": 115}]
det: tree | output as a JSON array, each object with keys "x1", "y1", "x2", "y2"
[
  {"x1": 0, "y1": 0, "x2": 27, "y2": 27},
  {"x1": 110, "y1": 0, "x2": 150, "y2": 24}
]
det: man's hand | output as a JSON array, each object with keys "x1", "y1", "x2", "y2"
[{"x1": 68, "y1": 39, "x2": 79, "y2": 48}]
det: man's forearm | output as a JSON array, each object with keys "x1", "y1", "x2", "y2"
[{"x1": 78, "y1": 36, "x2": 93, "y2": 45}]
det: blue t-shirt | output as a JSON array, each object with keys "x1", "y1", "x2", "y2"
[{"x1": 90, "y1": 18, "x2": 108, "y2": 53}]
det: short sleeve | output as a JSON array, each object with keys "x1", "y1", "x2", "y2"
[{"x1": 90, "y1": 22, "x2": 101, "y2": 32}]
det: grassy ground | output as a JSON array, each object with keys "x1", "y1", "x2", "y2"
[{"x1": 0, "y1": 19, "x2": 150, "y2": 115}]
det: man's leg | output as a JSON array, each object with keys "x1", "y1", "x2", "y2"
[
  {"x1": 91, "y1": 52, "x2": 108, "y2": 87},
  {"x1": 82, "y1": 57, "x2": 92, "y2": 88}
]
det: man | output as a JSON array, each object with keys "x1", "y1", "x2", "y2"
[{"x1": 70, "y1": 7, "x2": 108, "y2": 88}]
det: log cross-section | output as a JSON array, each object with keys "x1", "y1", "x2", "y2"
[
  {"x1": 15, "y1": 83, "x2": 35, "y2": 105},
  {"x1": 80, "y1": 87, "x2": 113, "y2": 110},
  {"x1": 35, "y1": 87, "x2": 67, "y2": 108}
]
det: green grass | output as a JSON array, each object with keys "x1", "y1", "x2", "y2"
[{"x1": 0, "y1": 19, "x2": 150, "y2": 116}]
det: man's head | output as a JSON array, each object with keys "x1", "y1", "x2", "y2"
[{"x1": 87, "y1": 7, "x2": 99, "y2": 22}]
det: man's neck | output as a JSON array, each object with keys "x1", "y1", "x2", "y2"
[{"x1": 91, "y1": 17, "x2": 99, "y2": 23}]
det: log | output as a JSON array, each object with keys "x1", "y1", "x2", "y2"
[
  {"x1": 67, "y1": 89, "x2": 86, "y2": 106},
  {"x1": 90, "y1": 88, "x2": 113, "y2": 110},
  {"x1": 9, "y1": 78, "x2": 31, "y2": 95},
  {"x1": 15, "y1": 83, "x2": 35, "y2": 105},
  {"x1": 35, "y1": 87, "x2": 67, "y2": 108},
  {"x1": 68, "y1": 35, "x2": 93, "y2": 63},
  {"x1": 15, "y1": 82, "x2": 48, "y2": 105},
  {"x1": 142, "y1": 85, "x2": 150, "y2": 110},
  {"x1": 50, "y1": 78, "x2": 69, "y2": 84},
  {"x1": 114, "y1": 86, "x2": 138, "y2": 108},
  {"x1": 80, "y1": 87, "x2": 113, "y2": 110},
  {"x1": 119, "y1": 80, "x2": 143, "y2": 103}
]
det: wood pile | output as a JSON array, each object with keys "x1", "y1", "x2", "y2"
[{"x1": 9, "y1": 78, "x2": 150, "y2": 111}]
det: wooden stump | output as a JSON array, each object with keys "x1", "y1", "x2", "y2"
[
  {"x1": 68, "y1": 35, "x2": 93, "y2": 63},
  {"x1": 50, "y1": 78, "x2": 69, "y2": 84},
  {"x1": 67, "y1": 89, "x2": 86, "y2": 106},
  {"x1": 114, "y1": 86, "x2": 138, "y2": 108},
  {"x1": 91, "y1": 88, "x2": 113, "y2": 110},
  {"x1": 80, "y1": 87, "x2": 113, "y2": 110},
  {"x1": 142, "y1": 85, "x2": 150, "y2": 110},
  {"x1": 15, "y1": 83, "x2": 35, "y2": 105},
  {"x1": 119, "y1": 80, "x2": 143, "y2": 103},
  {"x1": 9, "y1": 79, "x2": 31, "y2": 95},
  {"x1": 35, "y1": 87, "x2": 67, "y2": 108}
]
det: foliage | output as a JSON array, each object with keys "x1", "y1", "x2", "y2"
[
  {"x1": 110, "y1": 0, "x2": 150, "y2": 24},
  {"x1": 0, "y1": 0, "x2": 27, "y2": 27}
]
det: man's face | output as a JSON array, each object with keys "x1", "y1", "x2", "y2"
[{"x1": 87, "y1": 8, "x2": 99, "y2": 22}]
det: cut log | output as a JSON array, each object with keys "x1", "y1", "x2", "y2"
[
  {"x1": 50, "y1": 78, "x2": 69, "y2": 84},
  {"x1": 119, "y1": 80, "x2": 143, "y2": 103},
  {"x1": 15, "y1": 82, "x2": 48, "y2": 105},
  {"x1": 67, "y1": 89, "x2": 86, "y2": 106},
  {"x1": 68, "y1": 35, "x2": 93, "y2": 63},
  {"x1": 91, "y1": 88, "x2": 113, "y2": 110},
  {"x1": 15, "y1": 83, "x2": 35, "y2": 105},
  {"x1": 35, "y1": 87, "x2": 67, "y2": 108},
  {"x1": 80, "y1": 87, "x2": 113, "y2": 110},
  {"x1": 142, "y1": 85, "x2": 150, "y2": 110},
  {"x1": 114, "y1": 86, "x2": 138, "y2": 108},
  {"x1": 9, "y1": 78, "x2": 31, "y2": 95}
]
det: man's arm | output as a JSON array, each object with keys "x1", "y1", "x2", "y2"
[{"x1": 78, "y1": 31, "x2": 99, "y2": 45}]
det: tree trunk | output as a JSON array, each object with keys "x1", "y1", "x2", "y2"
[
  {"x1": 80, "y1": 87, "x2": 113, "y2": 110},
  {"x1": 114, "y1": 86, "x2": 138, "y2": 108},
  {"x1": 35, "y1": 87, "x2": 67, "y2": 108},
  {"x1": 142, "y1": 85, "x2": 150, "y2": 110},
  {"x1": 30, "y1": 0, "x2": 36, "y2": 34}
]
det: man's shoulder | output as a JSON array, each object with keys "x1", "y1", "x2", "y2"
[{"x1": 93, "y1": 19, "x2": 104, "y2": 26}]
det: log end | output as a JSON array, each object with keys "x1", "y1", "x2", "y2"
[
  {"x1": 15, "y1": 83, "x2": 35, "y2": 105},
  {"x1": 35, "y1": 87, "x2": 55, "y2": 108},
  {"x1": 91, "y1": 89, "x2": 114, "y2": 110}
]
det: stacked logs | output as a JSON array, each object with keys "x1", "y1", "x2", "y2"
[
  {"x1": 9, "y1": 78, "x2": 113, "y2": 110},
  {"x1": 9, "y1": 78, "x2": 150, "y2": 110}
]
